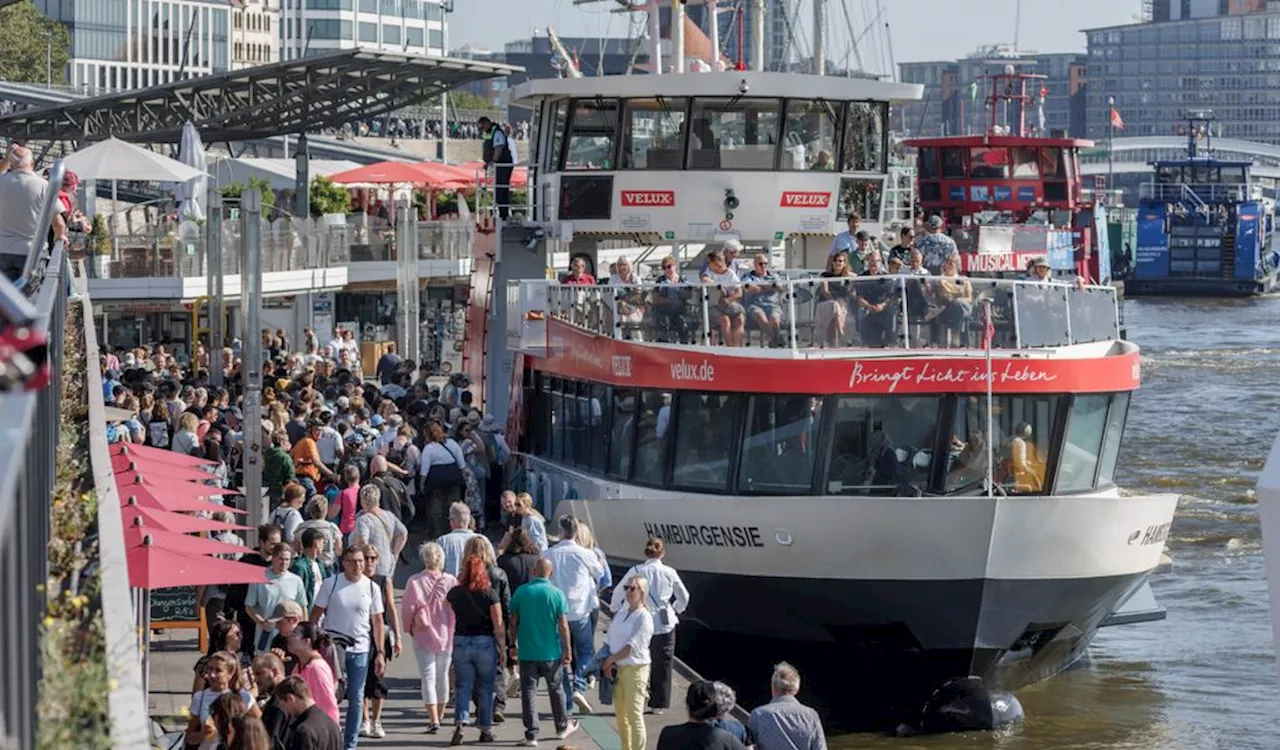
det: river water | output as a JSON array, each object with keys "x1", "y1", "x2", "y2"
[{"x1": 837, "y1": 296, "x2": 1280, "y2": 749}]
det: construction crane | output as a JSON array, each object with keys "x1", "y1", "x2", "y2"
[{"x1": 546, "y1": 26, "x2": 584, "y2": 78}]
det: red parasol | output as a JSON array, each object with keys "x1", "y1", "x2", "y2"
[
  {"x1": 457, "y1": 161, "x2": 529, "y2": 188},
  {"x1": 110, "y1": 455, "x2": 217, "y2": 482},
  {"x1": 329, "y1": 161, "x2": 445, "y2": 186},
  {"x1": 114, "y1": 472, "x2": 239, "y2": 497},
  {"x1": 123, "y1": 525, "x2": 249, "y2": 557},
  {"x1": 127, "y1": 536, "x2": 267, "y2": 589},
  {"x1": 115, "y1": 483, "x2": 241, "y2": 515},
  {"x1": 109, "y1": 442, "x2": 217, "y2": 467},
  {"x1": 120, "y1": 502, "x2": 250, "y2": 534}
]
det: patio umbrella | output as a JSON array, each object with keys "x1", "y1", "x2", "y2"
[
  {"x1": 119, "y1": 501, "x2": 249, "y2": 534},
  {"x1": 328, "y1": 160, "x2": 442, "y2": 186},
  {"x1": 128, "y1": 535, "x2": 266, "y2": 701},
  {"x1": 114, "y1": 472, "x2": 240, "y2": 498},
  {"x1": 176, "y1": 121, "x2": 207, "y2": 222},
  {"x1": 457, "y1": 160, "x2": 529, "y2": 188},
  {"x1": 109, "y1": 441, "x2": 217, "y2": 468},
  {"x1": 123, "y1": 525, "x2": 249, "y2": 557},
  {"x1": 111, "y1": 455, "x2": 218, "y2": 482},
  {"x1": 116, "y1": 484, "x2": 239, "y2": 515}
]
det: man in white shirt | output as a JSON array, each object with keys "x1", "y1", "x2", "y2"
[
  {"x1": 435, "y1": 502, "x2": 477, "y2": 577},
  {"x1": 700, "y1": 250, "x2": 745, "y2": 347},
  {"x1": 315, "y1": 411, "x2": 344, "y2": 470},
  {"x1": 544, "y1": 514, "x2": 605, "y2": 714},
  {"x1": 311, "y1": 546, "x2": 386, "y2": 750}
]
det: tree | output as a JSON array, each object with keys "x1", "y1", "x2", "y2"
[
  {"x1": 220, "y1": 176, "x2": 277, "y2": 214},
  {"x1": 0, "y1": 2, "x2": 71, "y2": 85},
  {"x1": 309, "y1": 176, "x2": 351, "y2": 217}
]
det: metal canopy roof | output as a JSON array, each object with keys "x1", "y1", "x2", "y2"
[{"x1": 0, "y1": 50, "x2": 523, "y2": 144}]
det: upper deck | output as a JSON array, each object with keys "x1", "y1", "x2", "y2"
[{"x1": 509, "y1": 72, "x2": 923, "y2": 242}]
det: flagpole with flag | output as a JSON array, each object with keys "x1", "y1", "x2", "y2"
[
  {"x1": 1107, "y1": 96, "x2": 1125, "y2": 193},
  {"x1": 984, "y1": 299, "x2": 995, "y2": 498}
]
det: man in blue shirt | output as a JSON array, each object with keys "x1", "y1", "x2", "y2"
[
  {"x1": 479, "y1": 116, "x2": 514, "y2": 219},
  {"x1": 828, "y1": 213, "x2": 861, "y2": 257},
  {"x1": 748, "y1": 662, "x2": 826, "y2": 750},
  {"x1": 375, "y1": 343, "x2": 401, "y2": 385},
  {"x1": 915, "y1": 215, "x2": 958, "y2": 275}
]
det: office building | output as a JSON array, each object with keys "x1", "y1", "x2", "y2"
[
  {"x1": 231, "y1": 0, "x2": 280, "y2": 69},
  {"x1": 1084, "y1": 2, "x2": 1280, "y2": 144},
  {"x1": 278, "y1": 0, "x2": 447, "y2": 60},
  {"x1": 672, "y1": 1, "x2": 792, "y2": 70},
  {"x1": 36, "y1": 0, "x2": 231, "y2": 92},
  {"x1": 899, "y1": 46, "x2": 1088, "y2": 138}
]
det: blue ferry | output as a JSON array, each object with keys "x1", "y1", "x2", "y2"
[{"x1": 1129, "y1": 114, "x2": 1279, "y2": 296}]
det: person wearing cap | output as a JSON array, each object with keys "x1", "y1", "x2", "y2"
[
  {"x1": 264, "y1": 600, "x2": 306, "y2": 674},
  {"x1": 827, "y1": 213, "x2": 862, "y2": 258},
  {"x1": 916, "y1": 214, "x2": 959, "y2": 275},
  {"x1": 1028, "y1": 255, "x2": 1053, "y2": 284},
  {"x1": 656, "y1": 679, "x2": 746, "y2": 750}
]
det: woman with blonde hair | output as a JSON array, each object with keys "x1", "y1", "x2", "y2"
[
  {"x1": 602, "y1": 575, "x2": 654, "y2": 750},
  {"x1": 402, "y1": 541, "x2": 456, "y2": 733},
  {"x1": 612, "y1": 536, "x2": 690, "y2": 714},
  {"x1": 573, "y1": 522, "x2": 612, "y2": 632},
  {"x1": 514, "y1": 492, "x2": 548, "y2": 552}
]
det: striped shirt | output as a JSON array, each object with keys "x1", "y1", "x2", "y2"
[{"x1": 747, "y1": 695, "x2": 827, "y2": 750}]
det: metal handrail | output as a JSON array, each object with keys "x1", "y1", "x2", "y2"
[{"x1": 18, "y1": 159, "x2": 66, "y2": 291}]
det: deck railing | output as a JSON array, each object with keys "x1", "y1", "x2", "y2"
[{"x1": 528, "y1": 276, "x2": 1120, "y2": 352}]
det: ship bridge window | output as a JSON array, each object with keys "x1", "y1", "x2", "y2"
[
  {"x1": 945, "y1": 395, "x2": 1062, "y2": 495},
  {"x1": 563, "y1": 98, "x2": 620, "y2": 171},
  {"x1": 1039, "y1": 148, "x2": 1066, "y2": 179},
  {"x1": 621, "y1": 97, "x2": 688, "y2": 170},
  {"x1": 1011, "y1": 147, "x2": 1040, "y2": 179},
  {"x1": 547, "y1": 100, "x2": 569, "y2": 173},
  {"x1": 841, "y1": 101, "x2": 887, "y2": 173},
  {"x1": 738, "y1": 395, "x2": 822, "y2": 495},
  {"x1": 688, "y1": 98, "x2": 782, "y2": 170},
  {"x1": 1221, "y1": 166, "x2": 1247, "y2": 184},
  {"x1": 1055, "y1": 394, "x2": 1110, "y2": 493},
  {"x1": 917, "y1": 147, "x2": 941, "y2": 180},
  {"x1": 781, "y1": 99, "x2": 840, "y2": 170},
  {"x1": 633, "y1": 389, "x2": 674, "y2": 486},
  {"x1": 941, "y1": 147, "x2": 967, "y2": 179},
  {"x1": 672, "y1": 393, "x2": 742, "y2": 491},
  {"x1": 969, "y1": 147, "x2": 1008, "y2": 179},
  {"x1": 823, "y1": 396, "x2": 942, "y2": 496},
  {"x1": 1096, "y1": 393, "x2": 1130, "y2": 487}
]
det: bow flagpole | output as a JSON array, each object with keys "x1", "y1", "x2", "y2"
[{"x1": 984, "y1": 299, "x2": 995, "y2": 497}]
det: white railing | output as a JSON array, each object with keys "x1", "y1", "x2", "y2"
[{"x1": 524, "y1": 276, "x2": 1120, "y2": 351}]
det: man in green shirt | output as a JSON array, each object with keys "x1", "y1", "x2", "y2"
[
  {"x1": 263, "y1": 429, "x2": 296, "y2": 505},
  {"x1": 509, "y1": 558, "x2": 579, "y2": 746}
]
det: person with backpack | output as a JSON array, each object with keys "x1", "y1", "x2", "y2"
[
  {"x1": 270, "y1": 484, "x2": 306, "y2": 543},
  {"x1": 417, "y1": 421, "x2": 467, "y2": 539}
]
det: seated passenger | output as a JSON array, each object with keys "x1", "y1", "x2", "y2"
[
  {"x1": 652, "y1": 255, "x2": 692, "y2": 343},
  {"x1": 1008, "y1": 422, "x2": 1046, "y2": 493},
  {"x1": 810, "y1": 150, "x2": 834, "y2": 171},
  {"x1": 701, "y1": 250, "x2": 745, "y2": 347},
  {"x1": 927, "y1": 253, "x2": 972, "y2": 348},
  {"x1": 816, "y1": 252, "x2": 855, "y2": 347},
  {"x1": 609, "y1": 255, "x2": 647, "y2": 341},
  {"x1": 564, "y1": 256, "x2": 596, "y2": 286},
  {"x1": 856, "y1": 253, "x2": 899, "y2": 347},
  {"x1": 741, "y1": 254, "x2": 783, "y2": 346}
]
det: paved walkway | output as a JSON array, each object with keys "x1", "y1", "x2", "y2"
[{"x1": 149, "y1": 557, "x2": 695, "y2": 749}]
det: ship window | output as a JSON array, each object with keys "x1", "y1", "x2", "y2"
[
  {"x1": 632, "y1": 389, "x2": 673, "y2": 485},
  {"x1": 608, "y1": 388, "x2": 638, "y2": 479},
  {"x1": 562, "y1": 380, "x2": 586, "y2": 466},
  {"x1": 621, "y1": 97, "x2": 688, "y2": 169},
  {"x1": 969, "y1": 147, "x2": 1008, "y2": 179},
  {"x1": 917, "y1": 147, "x2": 940, "y2": 180},
  {"x1": 780, "y1": 99, "x2": 839, "y2": 170},
  {"x1": 945, "y1": 395, "x2": 1062, "y2": 495},
  {"x1": 1039, "y1": 148, "x2": 1066, "y2": 179},
  {"x1": 550, "y1": 377, "x2": 565, "y2": 461},
  {"x1": 1011, "y1": 147, "x2": 1040, "y2": 179},
  {"x1": 737, "y1": 395, "x2": 822, "y2": 495},
  {"x1": 941, "y1": 147, "x2": 967, "y2": 179},
  {"x1": 587, "y1": 383, "x2": 610, "y2": 473},
  {"x1": 1097, "y1": 393, "x2": 1129, "y2": 487},
  {"x1": 1056, "y1": 395, "x2": 1110, "y2": 493},
  {"x1": 1221, "y1": 166, "x2": 1247, "y2": 184},
  {"x1": 563, "y1": 98, "x2": 620, "y2": 171},
  {"x1": 824, "y1": 396, "x2": 942, "y2": 496},
  {"x1": 688, "y1": 97, "x2": 782, "y2": 170},
  {"x1": 672, "y1": 393, "x2": 741, "y2": 491},
  {"x1": 840, "y1": 101, "x2": 886, "y2": 172},
  {"x1": 547, "y1": 101, "x2": 569, "y2": 172},
  {"x1": 838, "y1": 177, "x2": 884, "y2": 221}
]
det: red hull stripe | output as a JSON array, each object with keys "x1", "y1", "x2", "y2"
[{"x1": 528, "y1": 320, "x2": 1139, "y2": 395}]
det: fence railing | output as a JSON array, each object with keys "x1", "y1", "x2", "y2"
[{"x1": 531, "y1": 276, "x2": 1121, "y2": 351}]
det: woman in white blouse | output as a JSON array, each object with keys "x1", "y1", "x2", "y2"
[
  {"x1": 610, "y1": 536, "x2": 690, "y2": 715},
  {"x1": 602, "y1": 576, "x2": 654, "y2": 750}
]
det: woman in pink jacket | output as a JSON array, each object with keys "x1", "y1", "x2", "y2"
[{"x1": 401, "y1": 540, "x2": 457, "y2": 733}]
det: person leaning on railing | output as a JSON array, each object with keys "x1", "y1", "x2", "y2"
[{"x1": 0, "y1": 142, "x2": 64, "y2": 282}]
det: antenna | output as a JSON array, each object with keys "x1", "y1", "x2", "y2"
[{"x1": 1013, "y1": 0, "x2": 1021, "y2": 50}]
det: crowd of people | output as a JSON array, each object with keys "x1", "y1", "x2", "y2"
[{"x1": 99, "y1": 327, "x2": 829, "y2": 750}]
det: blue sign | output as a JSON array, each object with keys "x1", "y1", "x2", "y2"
[
  {"x1": 970, "y1": 185, "x2": 990, "y2": 202},
  {"x1": 1045, "y1": 231, "x2": 1075, "y2": 269},
  {"x1": 949, "y1": 185, "x2": 966, "y2": 201},
  {"x1": 1017, "y1": 185, "x2": 1036, "y2": 202},
  {"x1": 994, "y1": 185, "x2": 1013, "y2": 201}
]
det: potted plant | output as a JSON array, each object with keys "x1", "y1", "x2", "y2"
[
  {"x1": 89, "y1": 213, "x2": 111, "y2": 278},
  {"x1": 309, "y1": 176, "x2": 352, "y2": 226}
]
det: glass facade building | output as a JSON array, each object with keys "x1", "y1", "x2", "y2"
[
  {"x1": 278, "y1": 0, "x2": 445, "y2": 59},
  {"x1": 1085, "y1": 10, "x2": 1280, "y2": 143},
  {"x1": 37, "y1": 0, "x2": 231, "y2": 92}
]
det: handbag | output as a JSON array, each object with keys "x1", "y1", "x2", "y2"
[{"x1": 631, "y1": 567, "x2": 671, "y2": 629}]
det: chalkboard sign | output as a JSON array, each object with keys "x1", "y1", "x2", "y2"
[{"x1": 149, "y1": 587, "x2": 207, "y2": 651}]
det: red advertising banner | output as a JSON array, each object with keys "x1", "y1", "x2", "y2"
[{"x1": 529, "y1": 321, "x2": 1139, "y2": 395}]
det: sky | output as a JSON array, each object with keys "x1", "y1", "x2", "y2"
[{"x1": 448, "y1": 0, "x2": 1142, "y2": 71}]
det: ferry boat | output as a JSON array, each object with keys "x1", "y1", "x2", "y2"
[
  {"x1": 472, "y1": 66, "x2": 1178, "y2": 731},
  {"x1": 904, "y1": 67, "x2": 1113, "y2": 285},
  {"x1": 1127, "y1": 112, "x2": 1280, "y2": 296}
]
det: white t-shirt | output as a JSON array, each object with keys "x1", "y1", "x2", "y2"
[
  {"x1": 701, "y1": 267, "x2": 740, "y2": 288},
  {"x1": 189, "y1": 688, "x2": 253, "y2": 723},
  {"x1": 314, "y1": 574, "x2": 384, "y2": 653}
]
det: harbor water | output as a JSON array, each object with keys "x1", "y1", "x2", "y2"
[{"x1": 833, "y1": 296, "x2": 1280, "y2": 749}]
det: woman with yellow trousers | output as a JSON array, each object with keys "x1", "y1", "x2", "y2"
[{"x1": 602, "y1": 577, "x2": 655, "y2": 750}]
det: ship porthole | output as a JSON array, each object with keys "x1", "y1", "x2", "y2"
[{"x1": 775, "y1": 530, "x2": 793, "y2": 546}]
